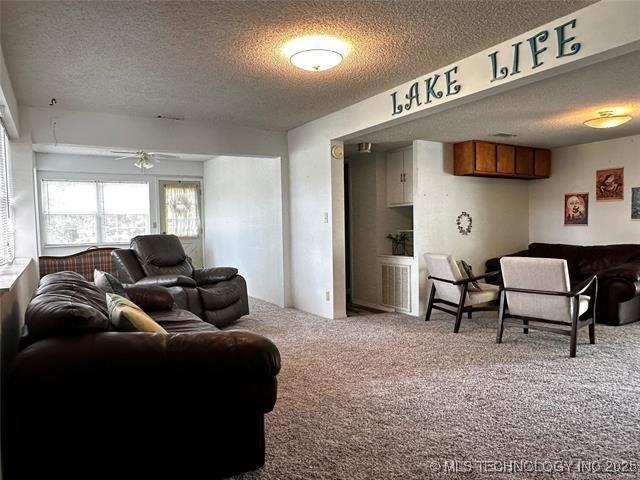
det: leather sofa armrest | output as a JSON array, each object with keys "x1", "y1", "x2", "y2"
[
  {"x1": 194, "y1": 267, "x2": 238, "y2": 285},
  {"x1": 485, "y1": 249, "x2": 530, "y2": 285},
  {"x1": 485, "y1": 249, "x2": 530, "y2": 270},
  {"x1": 135, "y1": 274, "x2": 197, "y2": 288},
  {"x1": 166, "y1": 330, "x2": 280, "y2": 381},
  {"x1": 124, "y1": 285, "x2": 176, "y2": 311},
  {"x1": 598, "y1": 262, "x2": 640, "y2": 283}
]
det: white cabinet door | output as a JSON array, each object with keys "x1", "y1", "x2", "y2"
[
  {"x1": 402, "y1": 150, "x2": 413, "y2": 204},
  {"x1": 386, "y1": 151, "x2": 404, "y2": 206}
]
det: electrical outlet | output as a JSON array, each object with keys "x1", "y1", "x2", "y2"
[{"x1": 325, "y1": 291, "x2": 331, "y2": 301}]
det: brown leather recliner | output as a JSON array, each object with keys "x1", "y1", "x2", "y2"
[
  {"x1": 486, "y1": 243, "x2": 640, "y2": 326},
  {"x1": 112, "y1": 234, "x2": 249, "y2": 327}
]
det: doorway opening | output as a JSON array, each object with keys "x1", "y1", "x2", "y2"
[{"x1": 343, "y1": 142, "x2": 414, "y2": 317}]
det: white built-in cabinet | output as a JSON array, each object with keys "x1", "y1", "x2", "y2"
[{"x1": 386, "y1": 148, "x2": 413, "y2": 206}]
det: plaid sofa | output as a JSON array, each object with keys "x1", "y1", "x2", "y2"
[{"x1": 38, "y1": 247, "x2": 118, "y2": 281}]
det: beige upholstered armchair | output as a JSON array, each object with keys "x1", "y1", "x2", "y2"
[
  {"x1": 497, "y1": 257, "x2": 598, "y2": 357},
  {"x1": 424, "y1": 253, "x2": 500, "y2": 332}
]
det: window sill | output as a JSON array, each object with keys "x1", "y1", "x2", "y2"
[
  {"x1": 43, "y1": 242, "x2": 130, "y2": 249},
  {"x1": 0, "y1": 258, "x2": 34, "y2": 293}
]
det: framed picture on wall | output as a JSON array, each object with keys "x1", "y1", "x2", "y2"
[
  {"x1": 564, "y1": 193, "x2": 588, "y2": 225},
  {"x1": 596, "y1": 167, "x2": 624, "y2": 200},
  {"x1": 632, "y1": 187, "x2": 640, "y2": 220}
]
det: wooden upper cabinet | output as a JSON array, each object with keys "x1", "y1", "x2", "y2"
[
  {"x1": 453, "y1": 141, "x2": 474, "y2": 176},
  {"x1": 474, "y1": 141, "x2": 496, "y2": 173},
  {"x1": 497, "y1": 144, "x2": 515, "y2": 174},
  {"x1": 534, "y1": 148, "x2": 551, "y2": 177},
  {"x1": 453, "y1": 140, "x2": 550, "y2": 179},
  {"x1": 515, "y1": 147, "x2": 534, "y2": 176}
]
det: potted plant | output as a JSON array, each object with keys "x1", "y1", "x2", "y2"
[{"x1": 386, "y1": 232, "x2": 408, "y2": 256}]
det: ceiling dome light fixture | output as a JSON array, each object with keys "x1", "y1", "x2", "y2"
[
  {"x1": 583, "y1": 110, "x2": 632, "y2": 129},
  {"x1": 283, "y1": 35, "x2": 349, "y2": 72}
]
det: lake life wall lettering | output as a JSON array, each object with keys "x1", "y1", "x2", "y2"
[{"x1": 390, "y1": 18, "x2": 581, "y2": 116}]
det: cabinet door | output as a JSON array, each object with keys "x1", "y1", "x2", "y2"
[
  {"x1": 497, "y1": 144, "x2": 515, "y2": 174},
  {"x1": 474, "y1": 141, "x2": 497, "y2": 173},
  {"x1": 386, "y1": 151, "x2": 405, "y2": 205},
  {"x1": 515, "y1": 147, "x2": 534, "y2": 176},
  {"x1": 402, "y1": 150, "x2": 413, "y2": 204},
  {"x1": 534, "y1": 149, "x2": 551, "y2": 177}
]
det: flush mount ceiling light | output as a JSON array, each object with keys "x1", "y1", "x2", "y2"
[
  {"x1": 283, "y1": 35, "x2": 348, "y2": 72},
  {"x1": 583, "y1": 110, "x2": 632, "y2": 129}
]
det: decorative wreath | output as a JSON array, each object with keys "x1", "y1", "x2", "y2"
[{"x1": 456, "y1": 211, "x2": 473, "y2": 236}]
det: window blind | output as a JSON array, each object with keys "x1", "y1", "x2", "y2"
[{"x1": 0, "y1": 120, "x2": 15, "y2": 265}]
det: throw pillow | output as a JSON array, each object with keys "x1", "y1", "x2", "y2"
[
  {"x1": 94, "y1": 269, "x2": 128, "y2": 297},
  {"x1": 457, "y1": 260, "x2": 482, "y2": 291},
  {"x1": 106, "y1": 293, "x2": 167, "y2": 334}
]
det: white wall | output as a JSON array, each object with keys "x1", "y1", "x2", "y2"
[
  {"x1": 414, "y1": 140, "x2": 530, "y2": 315},
  {"x1": 203, "y1": 155, "x2": 284, "y2": 307},
  {"x1": 35, "y1": 152, "x2": 204, "y2": 256},
  {"x1": 530, "y1": 135, "x2": 640, "y2": 245},
  {"x1": 0, "y1": 38, "x2": 19, "y2": 137},
  {"x1": 9, "y1": 110, "x2": 38, "y2": 258}
]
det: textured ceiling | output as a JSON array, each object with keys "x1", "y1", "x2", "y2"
[
  {"x1": 345, "y1": 50, "x2": 640, "y2": 150},
  {"x1": 1, "y1": 0, "x2": 595, "y2": 131}
]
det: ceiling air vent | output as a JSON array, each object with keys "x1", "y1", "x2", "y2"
[
  {"x1": 490, "y1": 132, "x2": 517, "y2": 138},
  {"x1": 156, "y1": 115, "x2": 185, "y2": 121}
]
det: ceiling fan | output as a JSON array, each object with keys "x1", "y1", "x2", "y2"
[{"x1": 111, "y1": 150, "x2": 181, "y2": 171}]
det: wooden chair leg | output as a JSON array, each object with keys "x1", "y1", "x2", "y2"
[
  {"x1": 467, "y1": 310, "x2": 472, "y2": 319},
  {"x1": 523, "y1": 319, "x2": 529, "y2": 334},
  {"x1": 570, "y1": 298, "x2": 579, "y2": 358},
  {"x1": 453, "y1": 284, "x2": 468, "y2": 333},
  {"x1": 496, "y1": 290, "x2": 506, "y2": 344},
  {"x1": 589, "y1": 281, "x2": 597, "y2": 345},
  {"x1": 425, "y1": 283, "x2": 436, "y2": 322}
]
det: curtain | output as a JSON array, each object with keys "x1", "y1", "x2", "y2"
[{"x1": 163, "y1": 183, "x2": 201, "y2": 238}]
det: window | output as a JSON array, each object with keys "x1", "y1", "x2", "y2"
[
  {"x1": 0, "y1": 120, "x2": 14, "y2": 265},
  {"x1": 41, "y1": 180, "x2": 150, "y2": 245},
  {"x1": 162, "y1": 182, "x2": 201, "y2": 238}
]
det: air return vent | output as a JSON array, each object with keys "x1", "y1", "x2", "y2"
[{"x1": 490, "y1": 132, "x2": 517, "y2": 138}]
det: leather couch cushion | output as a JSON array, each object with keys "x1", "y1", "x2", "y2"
[
  {"x1": 150, "y1": 308, "x2": 219, "y2": 333},
  {"x1": 125, "y1": 285, "x2": 176, "y2": 311},
  {"x1": 131, "y1": 234, "x2": 194, "y2": 277},
  {"x1": 35, "y1": 271, "x2": 109, "y2": 315},
  {"x1": 199, "y1": 282, "x2": 242, "y2": 310},
  {"x1": 26, "y1": 293, "x2": 110, "y2": 338}
]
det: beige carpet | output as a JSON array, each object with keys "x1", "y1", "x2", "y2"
[{"x1": 232, "y1": 298, "x2": 640, "y2": 480}]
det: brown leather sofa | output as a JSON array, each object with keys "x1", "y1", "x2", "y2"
[
  {"x1": 486, "y1": 243, "x2": 640, "y2": 326},
  {"x1": 112, "y1": 234, "x2": 249, "y2": 327},
  {"x1": 7, "y1": 271, "x2": 280, "y2": 479}
]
